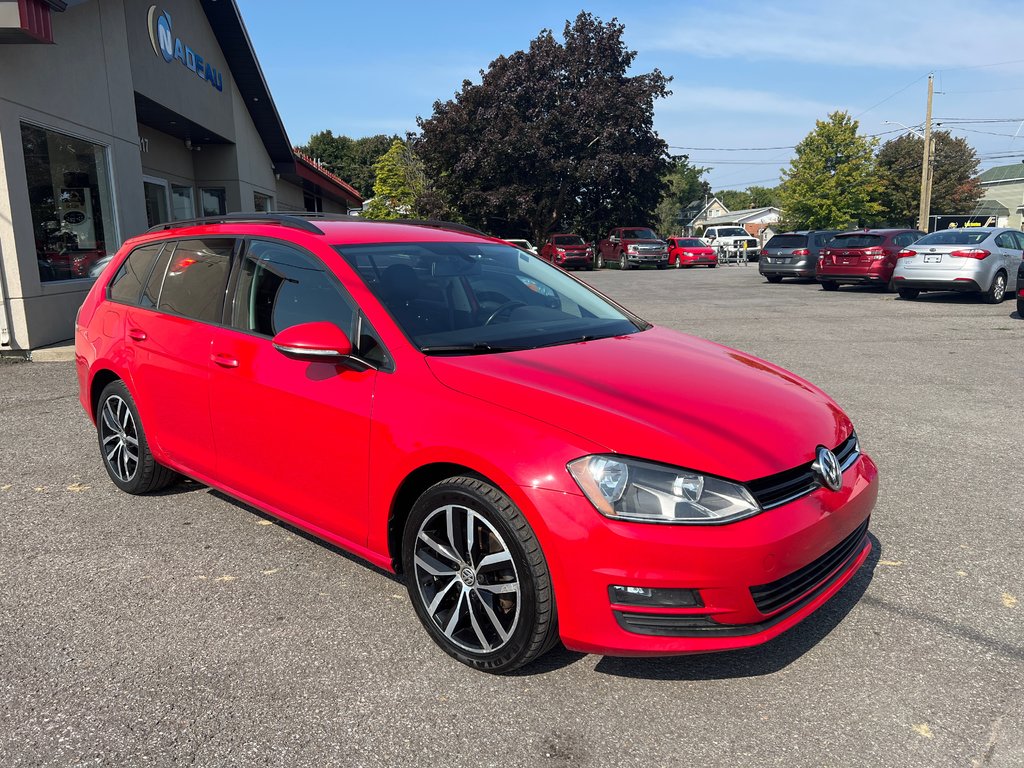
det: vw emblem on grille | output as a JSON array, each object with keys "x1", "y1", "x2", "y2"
[{"x1": 813, "y1": 446, "x2": 843, "y2": 492}]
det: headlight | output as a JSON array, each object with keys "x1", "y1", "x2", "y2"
[
  {"x1": 627, "y1": 244, "x2": 639, "y2": 253},
  {"x1": 567, "y1": 455, "x2": 761, "y2": 525}
]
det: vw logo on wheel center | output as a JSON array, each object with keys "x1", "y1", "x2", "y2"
[{"x1": 814, "y1": 446, "x2": 843, "y2": 492}]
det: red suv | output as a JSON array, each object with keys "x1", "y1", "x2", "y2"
[
  {"x1": 817, "y1": 229, "x2": 924, "y2": 291},
  {"x1": 539, "y1": 233, "x2": 594, "y2": 270},
  {"x1": 76, "y1": 214, "x2": 877, "y2": 673}
]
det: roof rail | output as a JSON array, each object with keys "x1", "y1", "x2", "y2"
[{"x1": 146, "y1": 212, "x2": 325, "y2": 235}]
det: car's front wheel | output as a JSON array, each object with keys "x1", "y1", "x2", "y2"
[
  {"x1": 402, "y1": 476, "x2": 557, "y2": 673},
  {"x1": 96, "y1": 380, "x2": 178, "y2": 494},
  {"x1": 595, "y1": 254, "x2": 604, "y2": 269},
  {"x1": 619, "y1": 253, "x2": 629, "y2": 270},
  {"x1": 983, "y1": 271, "x2": 1007, "y2": 304}
]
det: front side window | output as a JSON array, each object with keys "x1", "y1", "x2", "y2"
[
  {"x1": 338, "y1": 241, "x2": 645, "y2": 353},
  {"x1": 20, "y1": 123, "x2": 117, "y2": 283},
  {"x1": 156, "y1": 239, "x2": 234, "y2": 323},
  {"x1": 232, "y1": 240, "x2": 354, "y2": 337}
]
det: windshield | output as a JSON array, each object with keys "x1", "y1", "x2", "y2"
[
  {"x1": 765, "y1": 234, "x2": 808, "y2": 249},
  {"x1": 716, "y1": 228, "x2": 751, "y2": 238},
  {"x1": 553, "y1": 235, "x2": 586, "y2": 246},
  {"x1": 337, "y1": 242, "x2": 644, "y2": 354},
  {"x1": 830, "y1": 234, "x2": 884, "y2": 249},
  {"x1": 676, "y1": 238, "x2": 705, "y2": 247},
  {"x1": 914, "y1": 230, "x2": 990, "y2": 246},
  {"x1": 622, "y1": 228, "x2": 658, "y2": 240}
]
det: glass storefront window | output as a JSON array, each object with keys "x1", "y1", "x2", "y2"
[
  {"x1": 200, "y1": 187, "x2": 226, "y2": 217},
  {"x1": 143, "y1": 178, "x2": 170, "y2": 228},
  {"x1": 21, "y1": 123, "x2": 117, "y2": 282},
  {"x1": 253, "y1": 192, "x2": 272, "y2": 212},
  {"x1": 171, "y1": 185, "x2": 195, "y2": 221}
]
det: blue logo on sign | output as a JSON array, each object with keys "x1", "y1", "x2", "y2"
[{"x1": 148, "y1": 5, "x2": 224, "y2": 93}]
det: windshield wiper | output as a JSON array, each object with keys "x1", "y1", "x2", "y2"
[
  {"x1": 533, "y1": 334, "x2": 603, "y2": 349},
  {"x1": 420, "y1": 343, "x2": 523, "y2": 355}
]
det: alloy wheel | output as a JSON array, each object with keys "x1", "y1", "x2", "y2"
[
  {"x1": 994, "y1": 274, "x2": 1006, "y2": 301},
  {"x1": 412, "y1": 503, "x2": 521, "y2": 654},
  {"x1": 100, "y1": 395, "x2": 139, "y2": 482}
]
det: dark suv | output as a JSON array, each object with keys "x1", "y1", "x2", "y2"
[
  {"x1": 759, "y1": 231, "x2": 841, "y2": 282},
  {"x1": 816, "y1": 229, "x2": 924, "y2": 291}
]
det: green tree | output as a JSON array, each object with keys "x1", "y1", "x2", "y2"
[
  {"x1": 655, "y1": 155, "x2": 710, "y2": 235},
  {"x1": 417, "y1": 12, "x2": 671, "y2": 242},
  {"x1": 297, "y1": 131, "x2": 397, "y2": 199},
  {"x1": 364, "y1": 139, "x2": 423, "y2": 220},
  {"x1": 717, "y1": 189, "x2": 750, "y2": 210},
  {"x1": 779, "y1": 111, "x2": 882, "y2": 229},
  {"x1": 745, "y1": 185, "x2": 781, "y2": 208},
  {"x1": 876, "y1": 130, "x2": 982, "y2": 226}
]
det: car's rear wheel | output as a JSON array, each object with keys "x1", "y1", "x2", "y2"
[
  {"x1": 1017, "y1": 296, "x2": 1024, "y2": 318},
  {"x1": 983, "y1": 271, "x2": 1007, "y2": 304},
  {"x1": 897, "y1": 287, "x2": 920, "y2": 300},
  {"x1": 765, "y1": 275, "x2": 783, "y2": 284},
  {"x1": 821, "y1": 280, "x2": 839, "y2": 291},
  {"x1": 402, "y1": 476, "x2": 557, "y2": 673},
  {"x1": 96, "y1": 380, "x2": 177, "y2": 494}
]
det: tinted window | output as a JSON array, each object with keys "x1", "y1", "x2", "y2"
[
  {"x1": 914, "y1": 230, "x2": 990, "y2": 246},
  {"x1": 995, "y1": 232, "x2": 1019, "y2": 249},
  {"x1": 232, "y1": 240, "x2": 354, "y2": 337},
  {"x1": 830, "y1": 234, "x2": 885, "y2": 249},
  {"x1": 1012, "y1": 231, "x2": 1024, "y2": 250},
  {"x1": 622, "y1": 229, "x2": 658, "y2": 240},
  {"x1": 765, "y1": 235, "x2": 808, "y2": 249},
  {"x1": 812, "y1": 233, "x2": 836, "y2": 246},
  {"x1": 893, "y1": 232, "x2": 920, "y2": 248},
  {"x1": 715, "y1": 228, "x2": 750, "y2": 238},
  {"x1": 157, "y1": 239, "x2": 233, "y2": 323},
  {"x1": 553, "y1": 236, "x2": 585, "y2": 246},
  {"x1": 108, "y1": 244, "x2": 163, "y2": 305},
  {"x1": 677, "y1": 238, "x2": 705, "y2": 247}
]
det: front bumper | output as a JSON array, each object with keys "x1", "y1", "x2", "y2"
[
  {"x1": 555, "y1": 254, "x2": 592, "y2": 268},
  {"x1": 524, "y1": 453, "x2": 878, "y2": 656},
  {"x1": 626, "y1": 253, "x2": 669, "y2": 266}
]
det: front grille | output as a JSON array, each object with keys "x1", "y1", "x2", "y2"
[
  {"x1": 750, "y1": 518, "x2": 869, "y2": 615},
  {"x1": 747, "y1": 432, "x2": 859, "y2": 510}
]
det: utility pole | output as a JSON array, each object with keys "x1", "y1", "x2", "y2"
[{"x1": 918, "y1": 74, "x2": 934, "y2": 232}]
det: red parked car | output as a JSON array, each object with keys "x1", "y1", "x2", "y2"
[
  {"x1": 539, "y1": 233, "x2": 594, "y2": 270},
  {"x1": 667, "y1": 237, "x2": 717, "y2": 268},
  {"x1": 76, "y1": 214, "x2": 877, "y2": 673},
  {"x1": 817, "y1": 229, "x2": 924, "y2": 291}
]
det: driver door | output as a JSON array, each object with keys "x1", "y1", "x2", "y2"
[{"x1": 209, "y1": 238, "x2": 376, "y2": 546}]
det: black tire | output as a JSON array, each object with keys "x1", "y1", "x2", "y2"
[
  {"x1": 708, "y1": 263, "x2": 716, "y2": 269},
  {"x1": 584, "y1": 260, "x2": 593, "y2": 271},
  {"x1": 619, "y1": 253, "x2": 629, "y2": 270},
  {"x1": 1017, "y1": 297, "x2": 1024, "y2": 318},
  {"x1": 820, "y1": 280, "x2": 839, "y2": 292},
  {"x1": 656, "y1": 263, "x2": 668, "y2": 270},
  {"x1": 982, "y1": 271, "x2": 1008, "y2": 304},
  {"x1": 595, "y1": 253, "x2": 604, "y2": 269},
  {"x1": 765, "y1": 274, "x2": 784, "y2": 284},
  {"x1": 96, "y1": 380, "x2": 178, "y2": 494},
  {"x1": 897, "y1": 287, "x2": 920, "y2": 300},
  {"x1": 402, "y1": 476, "x2": 557, "y2": 673}
]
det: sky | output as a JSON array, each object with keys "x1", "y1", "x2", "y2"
[{"x1": 236, "y1": 0, "x2": 1024, "y2": 193}]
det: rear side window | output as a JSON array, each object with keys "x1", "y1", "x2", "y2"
[
  {"x1": 995, "y1": 232, "x2": 1019, "y2": 250},
  {"x1": 232, "y1": 239, "x2": 354, "y2": 337},
  {"x1": 157, "y1": 239, "x2": 234, "y2": 323},
  {"x1": 830, "y1": 234, "x2": 884, "y2": 249},
  {"x1": 108, "y1": 244, "x2": 163, "y2": 305},
  {"x1": 1012, "y1": 231, "x2": 1024, "y2": 250},
  {"x1": 765, "y1": 235, "x2": 807, "y2": 249}
]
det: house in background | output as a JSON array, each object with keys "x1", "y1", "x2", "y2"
[
  {"x1": 699, "y1": 207, "x2": 782, "y2": 244},
  {"x1": 679, "y1": 197, "x2": 728, "y2": 235},
  {"x1": 977, "y1": 164, "x2": 1024, "y2": 229}
]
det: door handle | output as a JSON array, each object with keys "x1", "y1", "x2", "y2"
[
  {"x1": 211, "y1": 353, "x2": 239, "y2": 369},
  {"x1": 127, "y1": 328, "x2": 147, "y2": 342}
]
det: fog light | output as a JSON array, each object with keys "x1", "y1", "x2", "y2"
[{"x1": 608, "y1": 585, "x2": 703, "y2": 607}]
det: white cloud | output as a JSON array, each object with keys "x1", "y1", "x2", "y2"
[{"x1": 659, "y1": 86, "x2": 843, "y2": 118}]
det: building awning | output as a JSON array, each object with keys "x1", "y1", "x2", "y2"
[
  {"x1": 0, "y1": 0, "x2": 67, "y2": 44},
  {"x1": 282, "y1": 151, "x2": 363, "y2": 207}
]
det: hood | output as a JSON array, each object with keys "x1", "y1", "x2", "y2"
[{"x1": 425, "y1": 327, "x2": 851, "y2": 482}]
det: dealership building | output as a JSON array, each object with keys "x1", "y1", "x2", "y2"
[{"x1": 0, "y1": 0, "x2": 361, "y2": 352}]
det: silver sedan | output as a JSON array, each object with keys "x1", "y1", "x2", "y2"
[{"x1": 892, "y1": 227, "x2": 1023, "y2": 303}]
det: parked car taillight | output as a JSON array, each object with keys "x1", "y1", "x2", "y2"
[
  {"x1": 897, "y1": 249, "x2": 917, "y2": 259},
  {"x1": 950, "y1": 248, "x2": 990, "y2": 259},
  {"x1": 760, "y1": 249, "x2": 768, "y2": 257},
  {"x1": 863, "y1": 248, "x2": 885, "y2": 260},
  {"x1": 791, "y1": 249, "x2": 810, "y2": 256}
]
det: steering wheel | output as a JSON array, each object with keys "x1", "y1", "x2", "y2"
[{"x1": 484, "y1": 301, "x2": 527, "y2": 325}]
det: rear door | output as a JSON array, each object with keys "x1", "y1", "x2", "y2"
[
  {"x1": 995, "y1": 231, "x2": 1022, "y2": 286},
  {"x1": 209, "y1": 238, "x2": 376, "y2": 546},
  {"x1": 124, "y1": 238, "x2": 235, "y2": 479}
]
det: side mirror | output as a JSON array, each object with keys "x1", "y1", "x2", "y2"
[{"x1": 272, "y1": 321, "x2": 354, "y2": 364}]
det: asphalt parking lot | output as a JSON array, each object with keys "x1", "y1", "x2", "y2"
[{"x1": 1, "y1": 264, "x2": 1022, "y2": 767}]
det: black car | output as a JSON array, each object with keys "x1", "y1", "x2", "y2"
[
  {"x1": 1018, "y1": 259, "x2": 1024, "y2": 317},
  {"x1": 759, "y1": 230, "x2": 842, "y2": 282}
]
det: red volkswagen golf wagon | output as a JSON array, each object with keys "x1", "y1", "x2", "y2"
[{"x1": 76, "y1": 214, "x2": 877, "y2": 672}]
